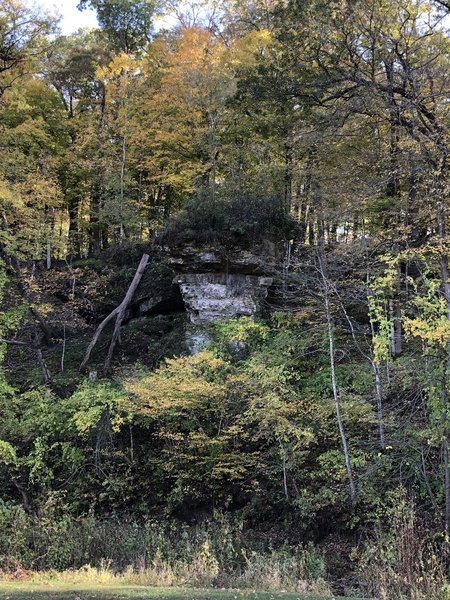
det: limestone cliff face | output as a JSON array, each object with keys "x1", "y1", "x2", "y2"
[
  {"x1": 175, "y1": 273, "x2": 273, "y2": 325},
  {"x1": 176, "y1": 273, "x2": 272, "y2": 325},
  {"x1": 122, "y1": 243, "x2": 277, "y2": 354},
  {"x1": 176, "y1": 271, "x2": 273, "y2": 355},
  {"x1": 169, "y1": 243, "x2": 276, "y2": 330},
  {"x1": 168, "y1": 240, "x2": 277, "y2": 275}
]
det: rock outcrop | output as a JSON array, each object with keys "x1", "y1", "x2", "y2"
[
  {"x1": 168, "y1": 240, "x2": 278, "y2": 275},
  {"x1": 175, "y1": 273, "x2": 273, "y2": 325},
  {"x1": 115, "y1": 243, "x2": 277, "y2": 355},
  {"x1": 169, "y1": 243, "x2": 276, "y2": 332}
]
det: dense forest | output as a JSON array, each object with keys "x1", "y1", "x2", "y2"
[{"x1": 3, "y1": 0, "x2": 450, "y2": 598}]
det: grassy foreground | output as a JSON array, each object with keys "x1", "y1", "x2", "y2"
[{"x1": 0, "y1": 584, "x2": 363, "y2": 600}]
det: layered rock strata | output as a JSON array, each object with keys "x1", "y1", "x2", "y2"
[{"x1": 175, "y1": 273, "x2": 273, "y2": 325}]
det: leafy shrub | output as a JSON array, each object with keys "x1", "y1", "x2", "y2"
[
  {"x1": 162, "y1": 188, "x2": 295, "y2": 247},
  {"x1": 214, "y1": 317, "x2": 269, "y2": 357},
  {"x1": 0, "y1": 508, "x2": 330, "y2": 594},
  {"x1": 358, "y1": 488, "x2": 448, "y2": 600}
]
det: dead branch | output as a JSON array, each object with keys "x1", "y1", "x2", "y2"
[
  {"x1": 80, "y1": 253, "x2": 149, "y2": 372},
  {"x1": 1, "y1": 337, "x2": 51, "y2": 384},
  {"x1": 0, "y1": 245, "x2": 57, "y2": 344}
]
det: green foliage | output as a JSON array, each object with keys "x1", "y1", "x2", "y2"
[
  {"x1": 78, "y1": 0, "x2": 156, "y2": 53},
  {"x1": 214, "y1": 317, "x2": 269, "y2": 358},
  {"x1": 0, "y1": 508, "x2": 330, "y2": 593},
  {"x1": 0, "y1": 1, "x2": 56, "y2": 97},
  {"x1": 358, "y1": 488, "x2": 449, "y2": 600},
  {"x1": 0, "y1": 440, "x2": 16, "y2": 465},
  {"x1": 119, "y1": 319, "x2": 375, "y2": 521},
  {"x1": 404, "y1": 269, "x2": 450, "y2": 348},
  {"x1": 162, "y1": 189, "x2": 296, "y2": 247},
  {"x1": 70, "y1": 380, "x2": 125, "y2": 436},
  {"x1": 0, "y1": 76, "x2": 69, "y2": 259},
  {"x1": 3, "y1": 0, "x2": 450, "y2": 595}
]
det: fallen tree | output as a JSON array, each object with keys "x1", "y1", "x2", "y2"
[{"x1": 80, "y1": 253, "x2": 150, "y2": 372}]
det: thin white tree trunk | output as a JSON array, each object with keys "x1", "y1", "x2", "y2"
[
  {"x1": 61, "y1": 324, "x2": 66, "y2": 373},
  {"x1": 119, "y1": 133, "x2": 126, "y2": 241},
  {"x1": 437, "y1": 199, "x2": 450, "y2": 532},
  {"x1": 278, "y1": 439, "x2": 289, "y2": 501},
  {"x1": 373, "y1": 363, "x2": 386, "y2": 450},
  {"x1": 319, "y1": 253, "x2": 357, "y2": 506},
  {"x1": 328, "y1": 267, "x2": 387, "y2": 451},
  {"x1": 46, "y1": 239, "x2": 52, "y2": 270}
]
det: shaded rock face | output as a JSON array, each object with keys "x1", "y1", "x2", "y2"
[
  {"x1": 175, "y1": 273, "x2": 273, "y2": 325},
  {"x1": 185, "y1": 327, "x2": 213, "y2": 354},
  {"x1": 100, "y1": 260, "x2": 185, "y2": 323},
  {"x1": 133, "y1": 263, "x2": 185, "y2": 317},
  {"x1": 168, "y1": 241, "x2": 277, "y2": 275}
]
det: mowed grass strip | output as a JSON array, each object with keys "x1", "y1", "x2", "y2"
[{"x1": 0, "y1": 584, "x2": 362, "y2": 600}]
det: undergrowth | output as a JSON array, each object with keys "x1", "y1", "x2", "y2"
[{"x1": 0, "y1": 507, "x2": 331, "y2": 595}]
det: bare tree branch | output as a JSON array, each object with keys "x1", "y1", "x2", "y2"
[{"x1": 81, "y1": 253, "x2": 150, "y2": 372}]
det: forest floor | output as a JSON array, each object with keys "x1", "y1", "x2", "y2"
[{"x1": 0, "y1": 584, "x2": 363, "y2": 600}]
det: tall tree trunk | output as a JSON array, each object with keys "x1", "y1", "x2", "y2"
[
  {"x1": 385, "y1": 61, "x2": 403, "y2": 357},
  {"x1": 119, "y1": 93, "x2": 128, "y2": 243},
  {"x1": 89, "y1": 82, "x2": 107, "y2": 255},
  {"x1": 308, "y1": 214, "x2": 315, "y2": 246},
  {"x1": 298, "y1": 191, "x2": 307, "y2": 244},
  {"x1": 389, "y1": 293, "x2": 403, "y2": 357},
  {"x1": 119, "y1": 132, "x2": 127, "y2": 242},
  {"x1": 284, "y1": 142, "x2": 293, "y2": 214},
  {"x1": 68, "y1": 195, "x2": 81, "y2": 259},
  {"x1": 316, "y1": 149, "x2": 356, "y2": 502},
  {"x1": 373, "y1": 361, "x2": 386, "y2": 450},
  {"x1": 319, "y1": 252, "x2": 357, "y2": 506},
  {"x1": 437, "y1": 197, "x2": 450, "y2": 532},
  {"x1": 89, "y1": 179, "x2": 102, "y2": 255}
]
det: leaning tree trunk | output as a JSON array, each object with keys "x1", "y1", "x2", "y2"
[{"x1": 80, "y1": 253, "x2": 149, "y2": 373}]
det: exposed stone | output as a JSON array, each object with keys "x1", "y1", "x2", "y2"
[
  {"x1": 138, "y1": 295, "x2": 163, "y2": 315},
  {"x1": 175, "y1": 273, "x2": 273, "y2": 325},
  {"x1": 185, "y1": 327, "x2": 213, "y2": 354},
  {"x1": 168, "y1": 240, "x2": 278, "y2": 275},
  {"x1": 133, "y1": 263, "x2": 185, "y2": 317}
]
